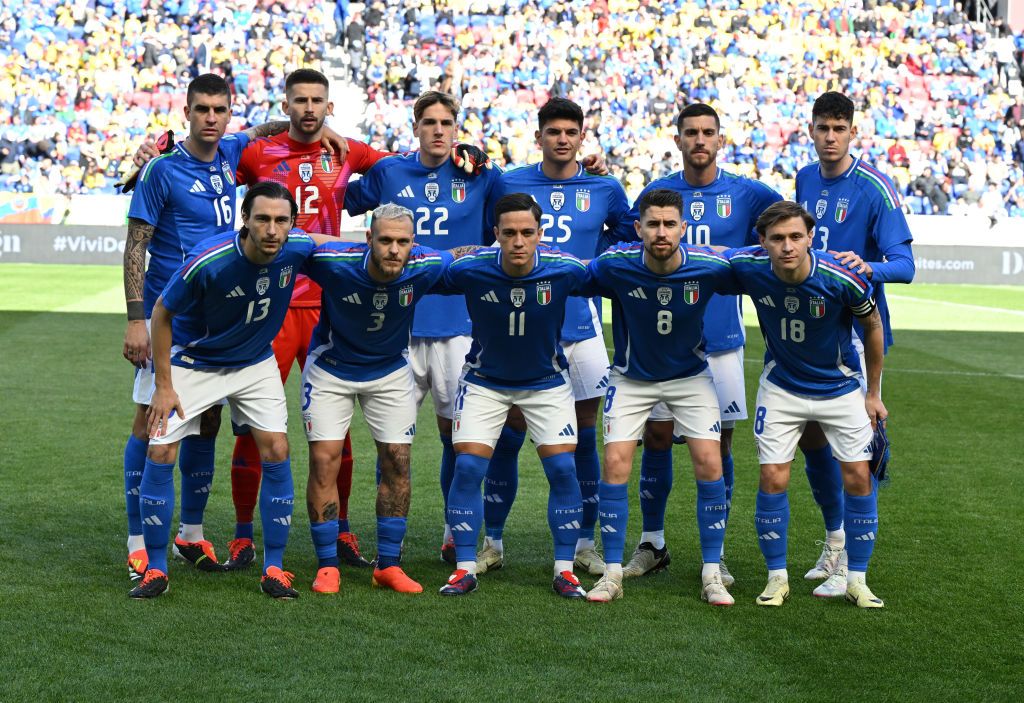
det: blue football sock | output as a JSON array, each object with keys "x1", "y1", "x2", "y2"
[
  {"x1": 376, "y1": 516, "x2": 407, "y2": 569},
  {"x1": 803, "y1": 445, "x2": 844, "y2": 532},
  {"x1": 483, "y1": 425, "x2": 525, "y2": 540},
  {"x1": 541, "y1": 452, "x2": 583, "y2": 563},
  {"x1": 696, "y1": 478, "x2": 728, "y2": 564},
  {"x1": 446, "y1": 453, "x2": 488, "y2": 564},
  {"x1": 722, "y1": 453, "x2": 735, "y2": 516},
  {"x1": 259, "y1": 459, "x2": 293, "y2": 572},
  {"x1": 598, "y1": 481, "x2": 629, "y2": 565},
  {"x1": 139, "y1": 458, "x2": 175, "y2": 574},
  {"x1": 574, "y1": 426, "x2": 599, "y2": 541},
  {"x1": 178, "y1": 436, "x2": 215, "y2": 527},
  {"x1": 439, "y1": 434, "x2": 455, "y2": 513},
  {"x1": 123, "y1": 435, "x2": 148, "y2": 537},
  {"x1": 844, "y1": 491, "x2": 879, "y2": 572},
  {"x1": 639, "y1": 448, "x2": 673, "y2": 531},
  {"x1": 755, "y1": 491, "x2": 789, "y2": 571},
  {"x1": 310, "y1": 520, "x2": 339, "y2": 568}
]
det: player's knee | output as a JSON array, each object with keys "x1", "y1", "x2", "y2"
[
  {"x1": 260, "y1": 434, "x2": 289, "y2": 463},
  {"x1": 198, "y1": 406, "x2": 222, "y2": 437},
  {"x1": 147, "y1": 443, "x2": 177, "y2": 465},
  {"x1": 758, "y1": 464, "x2": 789, "y2": 493},
  {"x1": 643, "y1": 420, "x2": 673, "y2": 451},
  {"x1": 840, "y1": 461, "x2": 872, "y2": 496},
  {"x1": 379, "y1": 443, "x2": 411, "y2": 478}
]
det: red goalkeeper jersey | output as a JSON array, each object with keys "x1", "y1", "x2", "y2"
[{"x1": 237, "y1": 134, "x2": 388, "y2": 307}]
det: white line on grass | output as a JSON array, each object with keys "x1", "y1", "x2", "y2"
[
  {"x1": 740, "y1": 358, "x2": 1024, "y2": 380},
  {"x1": 887, "y1": 294, "x2": 1024, "y2": 317}
]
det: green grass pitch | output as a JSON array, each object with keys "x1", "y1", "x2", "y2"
[{"x1": 1, "y1": 265, "x2": 1021, "y2": 701}]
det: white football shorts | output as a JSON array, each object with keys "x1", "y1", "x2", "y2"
[
  {"x1": 301, "y1": 362, "x2": 417, "y2": 444},
  {"x1": 408, "y1": 335, "x2": 473, "y2": 419},
  {"x1": 452, "y1": 379, "x2": 577, "y2": 448},
  {"x1": 648, "y1": 347, "x2": 746, "y2": 429},
  {"x1": 602, "y1": 370, "x2": 722, "y2": 443},
  {"x1": 562, "y1": 331, "x2": 611, "y2": 401}
]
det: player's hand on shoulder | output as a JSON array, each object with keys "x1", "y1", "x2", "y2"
[
  {"x1": 829, "y1": 250, "x2": 872, "y2": 277},
  {"x1": 581, "y1": 152, "x2": 609, "y2": 176},
  {"x1": 147, "y1": 385, "x2": 184, "y2": 439},
  {"x1": 123, "y1": 320, "x2": 151, "y2": 368},
  {"x1": 320, "y1": 127, "x2": 350, "y2": 161},
  {"x1": 451, "y1": 143, "x2": 492, "y2": 174}
]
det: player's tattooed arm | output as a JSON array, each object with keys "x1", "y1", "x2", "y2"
[
  {"x1": 243, "y1": 120, "x2": 290, "y2": 140},
  {"x1": 858, "y1": 305, "x2": 887, "y2": 428},
  {"x1": 448, "y1": 245, "x2": 482, "y2": 259},
  {"x1": 376, "y1": 443, "x2": 412, "y2": 517},
  {"x1": 123, "y1": 218, "x2": 154, "y2": 366}
]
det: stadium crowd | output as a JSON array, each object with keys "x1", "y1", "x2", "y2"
[{"x1": 3, "y1": 0, "x2": 1024, "y2": 219}]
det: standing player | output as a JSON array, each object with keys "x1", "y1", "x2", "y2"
[
  {"x1": 583, "y1": 189, "x2": 737, "y2": 606},
  {"x1": 473, "y1": 97, "x2": 630, "y2": 577},
  {"x1": 728, "y1": 201, "x2": 887, "y2": 608},
  {"x1": 437, "y1": 193, "x2": 590, "y2": 598},
  {"x1": 621, "y1": 104, "x2": 782, "y2": 584},
  {"x1": 794, "y1": 92, "x2": 913, "y2": 595},
  {"x1": 131, "y1": 182, "x2": 325, "y2": 599}
]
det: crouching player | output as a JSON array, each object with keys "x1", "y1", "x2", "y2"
[
  {"x1": 728, "y1": 201, "x2": 887, "y2": 608},
  {"x1": 131, "y1": 182, "x2": 324, "y2": 599}
]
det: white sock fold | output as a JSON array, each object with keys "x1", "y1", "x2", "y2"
[{"x1": 640, "y1": 530, "x2": 665, "y2": 549}]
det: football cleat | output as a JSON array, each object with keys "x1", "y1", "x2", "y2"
[
  {"x1": 804, "y1": 542, "x2": 843, "y2": 580},
  {"x1": 756, "y1": 575, "x2": 790, "y2": 607},
  {"x1": 586, "y1": 572, "x2": 623, "y2": 603},
  {"x1": 337, "y1": 531, "x2": 372, "y2": 568},
  {"x1": 312, "y1": 566, "x2": 340, "y2": 594},
  {"x1": 129, "y1": 569, "x2": 168, "y2": 599},
  {"x1": 127, "y1": 549, "x2": 148, "y2": 581},
  {"x1": 475, "y1": 543, "x2": 504, "y2": 574},
  {"x1": 552, "y1": 571, "x2": 587, "y2": 599},
  {"x1": 573, "y1": 546, "x2": 606, "y2": 576},
  {"x1": 261, "y1": 566, "x2": 299, "y2": 599},
  {"x1": 623, "y1": 542, "x2": 671, "y2": 578},
  {"x1": 223, "y1": 538, "x2": 255, "y2": 571},
  {"x1": 845, "y1": 580, "x2": 884, "y2": 609},
  {"x1": 371, "y1": 566, "x2": 423, "y2": 594},
  {"x1": 719, "y1": 557, "x2": 735, "y2": 587},
  {"x1": 172, "y1": 537, "x2": 225, "y2": 572},
  {"x1": 440, "y1": 537, "x2": 457, "y2": 565},
  {"x1": 439, "y1": 569, "x2": 479, "y2": 596},
  {"x1": 813, "y1": 553, "x2": 848, "y2": 598},
  {"x1": 701, "y1": 571, "x2": 735, "y2": 606}
]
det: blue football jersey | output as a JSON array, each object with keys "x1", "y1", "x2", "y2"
[
  {"x1": 344, "y1": 152, "x2": 502, "y2": 338},
  {"x1": 440, "y1": 247, "x2": 589, "y2": 391},
  {"x1": 796, "y1": 157, "x2": 914, "y2": 350},
  {"x1": 160, "y1": 229, "x2": 314, "y2": 369},
  {"x1": 128, "y1": 134, "x2": 250, "y2": 316},
  {"x1": 620, "y1": 169, "x2": 782, "y2": 353},
  {"x1": 493, "y1": 163, "x2": 630, "y2": 342},
  {"x1": 585, "y1": 243, "x2": 737, "y2": 382},
  {"x1": 304, "y1": 243, "x2": 452, "y2": 382},
  {"x1": 728, "y1": 247, "x2": 875, "y2": 398}
]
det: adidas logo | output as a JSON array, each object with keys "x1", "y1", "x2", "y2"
[
  {"x1": 451, "y1": 521, "x2": 473, "y2": 532},
  {"x1": 273, "y1": 162, "x2": 290, "y2": 175},
  {"x1": 709, "y1": 422, "x2": 721, "y2": 433},
  {"x1": 854, "y1": 532, "x2": 876, "y2": 541},
  {"x1": 194, "y1": 484, "x2": 212, "y2": 494},
  {"x1": 759, "y1": 530, "x2": 782, "y2": 540},
  {"x1": 708, "y1": 519, "x2": 727, "y2": 530},
  {"x1": 189, "y1": 179, "x2": 206, "y2": 193},
  {"x1": 558, "y1": 520, "x2": 582, "y2": 530},
  {"x1": 723, "y1": 401, "x2": 741, "y2": 415},
  {"x1": 600, "y1": 524, "x2": 617, "y2": 533},
  {"x1": 143, "y1": 515, "x2": 163, "y2": 526},
  {"x1": 397, "y1": 185, "x2": 414, "y2": 198},
  {"x1": 483, "y1": 493, "x2": 504, "y2": 503},
  {"x1": 404, "y1": 424, "x2": 417, "y2": 437},
  {"x1": 639, "y1": 489, "x2": 655, "y2": 500},
  {"x1": 226, "y1": 285, "x2": 245, "y2": 298},
  {"x1": 343, "y1": 293, "x2": 362, "y2": 304},
  {"x1": 582, "y1": 495, "x2": 599, "y2": 504},
  {"x1": 594, "y1": 376, "x2": 609, "y2": 390},
  {"x1": 273, "y1": 516, "x2": 292, "y2": 526},
  {"x1": 127, "y1": 487, "x2": 139, "y2": 496},
  {"x1": 758, "y1": 295, "x2": 775, "y2": 307},
  {"x1": 628, "y1": 287, "x2": 647, "y2": 299},
  {"x1": 558, "y1": 424, "x2": 576, "y2": 438},
  {"x1": 480, "y1": 290, "x2": 499, "y2": 303}
]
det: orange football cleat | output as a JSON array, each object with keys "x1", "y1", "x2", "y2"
[
  {"x1": 312, "y1": 566, "x2": 341, "y2": 594},
  {"x1": 371, "y1": 566, "x2": 423, "y2": 594}
]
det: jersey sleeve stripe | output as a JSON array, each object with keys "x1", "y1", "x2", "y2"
[
  {"x1": 182, "y1": 243, "x2": 235, "y2": 281},
  {"x1": 139, "y1": 152, "x2": 174, "y2": 183},
  {"x1": 854, "y1": 164, "x2": 901, "y2": 209},
  {"x1": 818, "y1": 263, "x2": 869, "y2": 293},
  {"x1": 687, "y1": 251, "x2": 731, "y2": 267}
]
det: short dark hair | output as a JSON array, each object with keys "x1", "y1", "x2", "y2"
[
  {"x1": 676, "y1": 103, "x2": 720, "y2": 131},
  {"x1": 811, "y1": 91, "x2": 855, "y2": 125},
  {"x1": 493, "y1": 193, "x2": 542, "y2": 226},
  {"x1": 638, "y1": 188, "x2": 683, "y2": 219},
  {"x1": 186, "y1": 73, "x2": 230, "y2": 108},
  {"x1": 538, "y1": 97, "x2": 584, "y2": 130},
  {"x1": 285, "y1": 68, "x2": 330, "y2": 95},
  {"x1": 240, "y1": 181, "x2": 297, "y2": 237},
  {"x1": 755, "y1": 201, "x2": 815, "y2": 238},
  {"x1": 413, "y1": 91, "x2": 460, "y2": 122}
]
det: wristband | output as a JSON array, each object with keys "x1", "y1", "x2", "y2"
[{"x1": 127, "y1": 301, "x2": 145, "y2": 321}]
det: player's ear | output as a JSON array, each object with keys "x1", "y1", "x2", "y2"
[
  {"x1": 850, "y1": 124, "x2": 858, "y2": 139},
  {"x1": 534, "y1": 129, "x2": 541, "y2": 144},
  {"x1": 281, "y1": 98, "x2": 289, "y2": 115},
  {"x1": 634, "y1": 219, "x2": 641, "y2": 237},
  {"x1": 365, "y1": 229, "x2": 372, "y2": 246},
  {"x1": 327, "y1": 101, "x2": 334, "y2": 116}
]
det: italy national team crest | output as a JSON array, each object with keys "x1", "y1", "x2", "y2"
[
  {"x1": 298, "y1": 162, "x2": 313, "y2": 183},
  {"x1": 256, "y1": 276, "x2": 270, "y2": 295},
  {"x1": 451, "y1": 179, "x2": 466, "y2": 203},
  {"x1": 815, "y1": 198, "x2": 828, "y2": 220},
  {"x1": 399, "y1": 285, "x2": 413, "y2": 307},
  {"x1": 536, "y1": 282, "x2": 552, "y2": 305},
  {"x1": 511, "y1": 287, "x2": 525, "y2": 307},
  {"x1": 425, "y1": 182, "x2": 440, "y2": 202},
  {"x1": 835, "y1": 198, "x2": 850, "y2": 223},
  {"x1": 784, "y1": 296, "x2": 799, "y2": 313},
  {"x1": 321, "y1": 152, "x2": 333, "y2": 173},
  {"x1": 221, "y1": 162, "x2": 235, "y2": 185},
  {"x1": 690, "y1": 200, "x2": 704, "y2": 221},
  {"x1": 279, "y1": 266, "x2": 293, "y2": 288},
  {"x1": 550, "y1": 191, "x2": 565, "y2": 211},
  {"x1": 656, "y1": 286, "x2": 672, "y2": 305},
  {"x1": 683, "y1": 282, "x2": 699, "y2": 305},
  {"x1": 576, "y1": 189, "x2": 590, "y2": 212},
  {"x1": 810, "y1": 296, "x2": 825, "y2": 318},
  {"x1": 210, "y1": 174, "x2": 224, "y2": 194},
  {"x1": 716, "y1": 194, "x2": 732, "y2": 218},
  {"x1": 373, "y1": 292, "x2": 388, "y2": 310}
]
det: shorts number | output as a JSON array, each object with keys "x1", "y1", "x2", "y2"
[
  {"x1": 415, "y1": 207, "x2": 449, "y2": 236},
  {"x1": 245, "y1": 298, "x2": 270, "y2": 324},
  {"x1": 540, "y1": 214, "x2": 573, "y2": 243},
  {"x1": 780, "y1": 317, "x2": 805, "y2": 343},
  {"x1": 508, "y1": 311, "x2": 525, "y2": 336},
  {"x1": 656, "y1": 310, "x2": 672, "y2": 335},
  {"x1": 603, "y1": 386, "x2": 616, "y2": 413},
  {"x1": 213, "y1": 195, "x2": 232, "y2": 228},
  {"x1": 817, "y1": 226, "x2": 830, "y2": 251},
  {"x1": 301, "y1": 382, "x2": 312, "y2": 411},
  {"x1": 685, "y1": 224, "x2": 710, "y2": 246},
  {"x1": 754, "y1": 406, "x2": 766, "y2": 435},
  {"x1": 294, "y1": 185, "x2": 320, "y2": 216},
  {"x1": 367, "y1": 312, "x2": 385, "y2": 332}
]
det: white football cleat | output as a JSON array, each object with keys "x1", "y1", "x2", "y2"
[
  {"x1": 573, "y1": 546, "x2": 606, "y2": 576},
  {"x1": 475, "y1": 543, "x2": 504, "y2": 575},
  {"x1": 701, "y1": 571, "x2": 735, "y2": 606},
  {"x1": 586, "y1": 572, "x2": 623, "y2": 603},
  {"x1": 845, "y1": 580, "x2": 884, "y2": 609},
  {"x1": 756, "y1": 575, "x2": 790, "y2": 607},
  {"x1": 805, "y1": 541, "x2": 843, "y2": 580}
]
